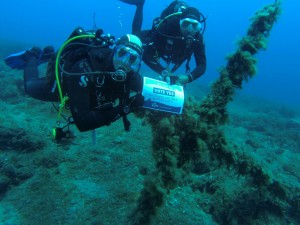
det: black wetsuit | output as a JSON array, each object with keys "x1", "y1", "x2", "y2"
[
  {"x1": 131, "y1": 3, "x2": 206, "y2": 82},
  {"x1": 24, "y1": 47, "x2": 143, "y2": 132}
]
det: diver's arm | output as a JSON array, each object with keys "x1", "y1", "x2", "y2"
[
  {"x1": 119, "y1": 0, "x2": 145, "y2": 34},
  {"x1": 189, "y1": 36, "x2": 207, "y2": 81},
  {"x1": 72, "y1": 108, "x2": 121, "y2": 132},
  {"x1": 132, "y1": 2, "x2": 145, "y2": 34}
]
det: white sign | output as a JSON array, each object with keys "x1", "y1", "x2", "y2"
[{"x1": 142, "y1": 77, "x2": 184, "y2": 114}]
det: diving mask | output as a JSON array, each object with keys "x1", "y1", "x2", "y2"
[
  {"x1": 113, "y1": 45, "x2": 142, "y2": 73},
  {"x1": 180, "y1": 18, "x2": 201, "y2": 35}
]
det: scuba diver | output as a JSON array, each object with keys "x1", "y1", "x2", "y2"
[
  {"x1": 4, "y1": 27, "x2": 145, "y2": 136},
  {"x1": 119, "y1": 0, "x2": 207, "y2": 85}
]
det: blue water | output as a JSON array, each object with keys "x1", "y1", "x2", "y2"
[{"x1": 1, "y1": 0, "x2": 299, "y2": 106}]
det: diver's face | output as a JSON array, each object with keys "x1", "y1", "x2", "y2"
[
  {"x1": 113, "y1": 45, "x2": 142, "y2": 73},
  {"x1": 179, "y1": 17, "x2": 201, "y2": 36}
]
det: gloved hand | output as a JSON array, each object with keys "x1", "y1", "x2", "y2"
[
  {"x1": 159, "y1": 70, "x2": 190, "y2": 85},
  {"x1": 159, "y1": 70, "x2": 177, "y2": 84},
  {"x1": 128, "y1": 92, "x2": 145, "y2": 109},
  {"x1": 166, "y1": 74, "x2": 189, "y2": 85},
  {"x1": 116, "y1": 93, "x2": 144, "y2": 131},
  {"x1": 174, "y1": 75, "x2": 190, "y2": 85},
  {"x1": 119, "y1": 92, "x2": 145, "y2": 116},
  {"x1": 165, "y1": 75, "x2": 178, "y2": 85}
]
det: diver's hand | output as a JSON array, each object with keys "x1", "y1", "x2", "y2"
[
  {"x1": 160, "y1": 70, "x2": 189, "y2": 85},
  {"x1": 165, "y1": 75, "x2": 178, "y2": 85},
  {"x1": 120, "y1": 93, "x2": 145, "y2": 115},
  {"x1": 159, "y1": 70, "x2": 173, "y2": 81},
  {"x1": 175, "y1": 75, "x2": 189, "y2": 85},
  {"x1": 128, "y1": 92, "x2": 145, "y2": 109},
  {"x1": 159, "y1": 70, "x2": 178, "y2": 85},
  {"x1": 165, "y1": 75, "x2": 189, "y2": 85}
]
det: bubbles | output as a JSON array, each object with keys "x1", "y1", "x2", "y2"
[{"x1": 115, "y1": 1, "x2": 124, "y2": 29}]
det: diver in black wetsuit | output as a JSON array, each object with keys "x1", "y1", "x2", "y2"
[
  {"x1": 4, "y1": 28, "x2": 144, "y2": 133},
  {"x1": 119, "y1": 0, "x2": 207, "y2": 85}
]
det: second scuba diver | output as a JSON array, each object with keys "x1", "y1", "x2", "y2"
[{"x1": 119, "y1": 0, "x2": 207, "y2": 85}]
